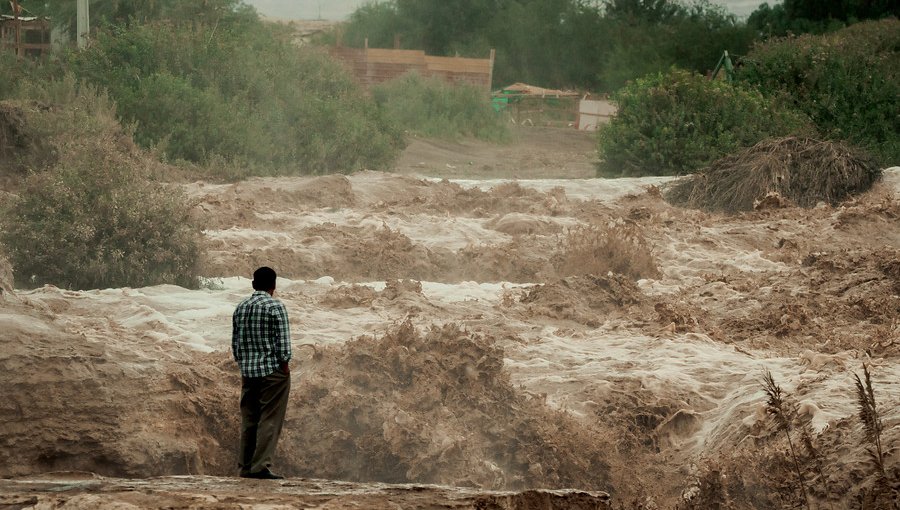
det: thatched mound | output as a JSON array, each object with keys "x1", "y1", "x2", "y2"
[{"x1": 666, "y1": 137, "x2": 881, "y2": 213}]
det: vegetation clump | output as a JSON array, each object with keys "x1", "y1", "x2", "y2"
[
  {"x1": 336, "y1": 0, "x2": 754, "y2": 91},
  {"x1": 0, "y1": 79, "x2": 201, "y2": 290},
  {"x1": 665, "y1": 136, "x2": 881, "y2": 213},
  {"x1": 740, "y1": 19, "x2": 900, "y2": 166},
  {"x1": 3, "y1": 145, "x2": 200, "y2": 290},
  {"x1": 597, "y1": 69, "x2": 811, "y2": 177},
  {"x1": 373, "y1": 73, "x2": 508, "y2": 141},
  {"x1": 67, "y1": 21, "x2": 403, "y2": 174}
]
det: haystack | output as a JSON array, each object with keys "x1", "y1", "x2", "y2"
[{"x1": 666, "y1": 137, "x2": 881, "y2": 213}]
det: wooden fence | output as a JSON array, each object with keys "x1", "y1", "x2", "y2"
[
  {"x1": 330, "y1": 45, "x2": 495, "y2": 92},
  {"x1": 0, "y1": 16, "x2": 51, "y2": 58}
]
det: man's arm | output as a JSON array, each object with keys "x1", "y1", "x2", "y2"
[
  {"x1": 272, "y1": 302, "x2": 292, "y2": 370},
  {"x1": 231, "y1": 309, "x2": 241, "y2": 363}
]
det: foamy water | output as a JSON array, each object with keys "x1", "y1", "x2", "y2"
[{"x1": 15, "y1": 168, "x2": 899, "y2": 470}]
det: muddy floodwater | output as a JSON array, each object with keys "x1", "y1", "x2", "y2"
[{"x1": 2, "y1": 130, "x2": 898, "y2": 508}]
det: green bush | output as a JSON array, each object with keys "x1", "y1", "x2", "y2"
[
  {"x1": 0, "y1": 78, "x2": 201, "y2": 290},
  {"x1": 597, "y1": 68, "x2": 812, "y2": 177},
  {"x1": 373, "y1": 72, "x2": 508, "y2": 141},
  {"x1": 739, "y1": 19, "x2": 900, "y2": 166},
  {"x1": 337, "y1": 0, "x2": 755, "y2": 92},
  {"x1": 1, "y1": 75, "x2": 133, "y2": 179},
  {"x1": 66, "y1": 19, "x2": 404, "y2": 174},
  {"x1": 2, "y1": 143, "x2": 201, "y2": 290}
]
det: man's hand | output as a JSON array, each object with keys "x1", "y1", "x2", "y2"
[{"x1": 280, "y1": 361, "x2": 290, "y2": 375}]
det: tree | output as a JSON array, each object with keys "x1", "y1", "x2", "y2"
[
  {"x1": 37, "y1": 0, "x2": 257, "y2": 36},
  {"x1": 748, "y1": 0, "x2": 899, "y2": 37},
  {"x1": 602, "y1": 0, "x2": 683, "y2": 23}
]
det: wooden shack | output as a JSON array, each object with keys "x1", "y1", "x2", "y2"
[{"x1": 0, "y1": 15, "x2": 51, "y2": 58}]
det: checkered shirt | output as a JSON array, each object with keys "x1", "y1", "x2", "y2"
[{"x1": 232, "y1": 291, "x2": 292, "y2": 378}]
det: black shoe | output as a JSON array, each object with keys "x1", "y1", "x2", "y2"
[{"x1": 244, "y1": 469, "x2": 284, "y2": 480}]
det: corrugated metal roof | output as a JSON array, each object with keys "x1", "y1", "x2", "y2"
[{"x1": 0, "y1": 15, "x2": 45, "y2": 22}]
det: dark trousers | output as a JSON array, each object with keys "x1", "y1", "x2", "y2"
[{"x1": 239, "y1": 368, "x2": 291, "y2": 474}]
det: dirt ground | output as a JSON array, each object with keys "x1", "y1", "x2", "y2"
[
  {"x1": 0, "y1": 475, "x2": 611, "y2": 510},
  {"x1": 394, "y1": 127, "x2": 598, "y2": 179},
  {"x1": 1, "y1": 129, "x2": 899, "y2": 509}
]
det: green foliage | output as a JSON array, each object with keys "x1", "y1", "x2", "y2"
[
  {"x1": 597, "y1": 3, "x2": 757, "y2": 90},
  {"x1": 740, "y1": 19, "x2": 900, "y2": 165},
  {"x1": 0, "y1": 51, "x2": 64, "y2": 101},
  {"x1": 1, "y1": 74, "x2": 132, "y2": 176},
  {"x1": 340, "y1": 2, "x2": 411, "y2": 48},
  {"x1": 31, "y1": 0, "x2": 257, "y2": 36},
  {"x1": 373, "y1": 73, "x2": 508, "y2": 141},
  {"x1": 65, "y1": 19, "x2": 404, "y2": 174},
  {"x1": 0, "y1": 77, "x2": 201, "y2": 290},
  {"x1": 2, "y1": 144, "x2": 201, "y2": 290},
  {"x1": 748, "y1": 0, "x2": 899, "y2": 38},
  {"x1": 338, "y1": 0, "x2": 755, "y2": 91},
  {"x1": 597, "y1": 68, "x2": 812, "y2": 177}
]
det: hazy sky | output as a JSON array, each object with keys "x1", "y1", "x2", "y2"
[{"x1": 246, "y1": 0, "x2": 766, "y2": 21}]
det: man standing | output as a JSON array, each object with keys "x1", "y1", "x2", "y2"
[{"x1": 232, "y1": 266, "x2": 292, "y2": 480}]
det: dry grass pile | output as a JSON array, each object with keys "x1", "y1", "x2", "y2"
[
  {"x1": 553, "y1": 224, "x2": 659, "y2": 281},
  {"x1": 666, "y1": 137, "x2": 881, "y2": 213},
  {"x1": 287, "y1": 320, "x2": 611, "y2": 490}
]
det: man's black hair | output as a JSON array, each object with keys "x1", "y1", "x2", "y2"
[{"x1": 252, "y1": 266, "x2": 277, "y2": 291}]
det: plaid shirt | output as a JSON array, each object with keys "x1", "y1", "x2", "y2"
[{"x1": 232, "y1": 291, "x2": 292, "y2": 378}]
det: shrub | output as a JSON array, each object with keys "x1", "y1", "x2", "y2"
[
  {"x1": 553, "y1": 223, "x2": 659, "y2": 281},
  {"x1": 1, "y1": 140, "x2": 201, "y2": 290},
  {"x1": 739, "y1": 19, "x2": 900, "y2": 166},
  {"x1": 0, "y1": 76, "x2": 201, "y2": 290},
  {"x1": 67, "y1": 20, "x2": 404, "y2": 174},
  {"x1": 597, "y1": 68, "x2": 812, "y2": 177},
  {"x1": 1, "y1": 76, "x2": 137, "y2": 179},
  {"x1": 373, "y1": 72, "x2": 509, "y2": 142}
]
